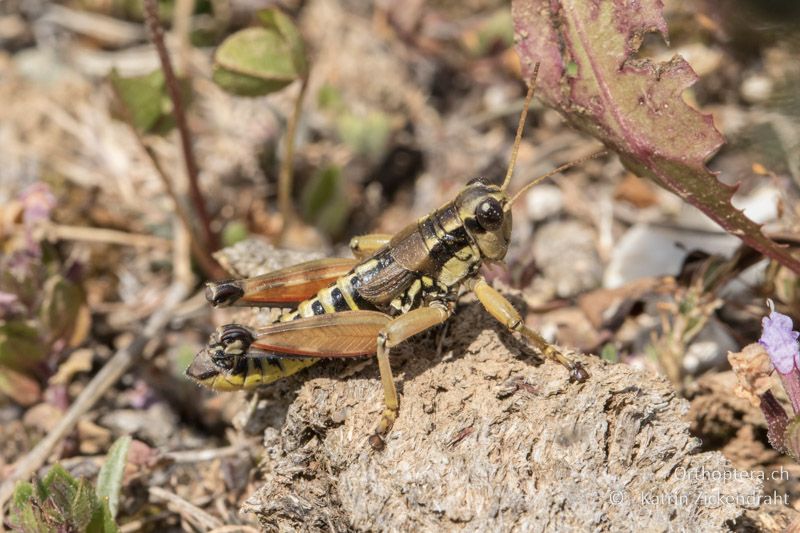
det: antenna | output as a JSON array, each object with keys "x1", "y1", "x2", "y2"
[
  {"x1": 507, "y1": 150, "x2": 607, "y2": 207},
  {"x1": 501, "y1": 62, "x2": 540, "y2": 191}
]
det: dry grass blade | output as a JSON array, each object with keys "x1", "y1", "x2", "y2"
[{"x1": 148, "y1": 486, "x2": 224, "y2": 531}]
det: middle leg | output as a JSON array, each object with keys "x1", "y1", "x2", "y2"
[{"x1": 371, "y1": 303, "x2": 452, "y2": 448}]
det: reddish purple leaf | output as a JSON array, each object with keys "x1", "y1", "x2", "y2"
[{"x1": 512, "y1": 0, "x2": 800, "y2": 274}]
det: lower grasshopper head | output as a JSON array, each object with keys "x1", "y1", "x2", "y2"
[
  {"x1": 186, "y1": 324, "x2": 253, "y2": 391},
  {"x1": 457, "y1": 179, "x2": 512, "y2": 261}
]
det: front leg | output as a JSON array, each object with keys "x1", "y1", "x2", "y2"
[
  {"x1": 471, "y1": 278, "x2": 589, "y2": 382},
  {"x1": 372, "y1": 303, "x2": 452, "y2": 448}
]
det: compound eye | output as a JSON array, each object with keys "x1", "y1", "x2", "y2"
[{"x1": 475, "y1": 198, "x2": 503, "y2": 231}]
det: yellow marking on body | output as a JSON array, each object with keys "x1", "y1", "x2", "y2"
[
  {"x1": 319, "y1": 287, "x2": 337, "y2": 313},
  {"x1": 337, "y1": 275, "x2": 360, "y2": 310},
  {"x1": 279, "y1": 310, "x2": 298, "y2": 322},
  {"x1": 355, "y1": 259, "x2": 380, "y2": 277},
  {"x1": 422, "y1": 232, "x2": 440, "y2": 252},
  {"x1": 244, "y1": 359, "x2": 259, "y2": 388},
  {"x1": 406, "y1": 279, "x2": 421, "y2": 305},
  {"x1": 297, "y1": 299, "x2": 314, "y2": 317},
  {"x1": 212, "y1": 358, "x2": 318, "y2": 391},
  {"x1": 439, "y1": 248, "x2": 478, "y2": 286},
  {"x1": 441, "y1": 213, "x2": 463, "y2": 233}
]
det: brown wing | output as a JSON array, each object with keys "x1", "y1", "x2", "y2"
[
  {"x1": 206, "y1": 258, "x2": 357, "y2": 307},
  {"x1": 250, "y1": 311, "x2": 391, "y2": 357}
]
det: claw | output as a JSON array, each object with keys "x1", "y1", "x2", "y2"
[{"x1": 569, "y1": 362, "x2": 589, "y2": 383}]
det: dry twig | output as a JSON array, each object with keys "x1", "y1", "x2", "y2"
[
  {"x1": 149, "y1": 486, "x2": 224, "y2": 531},
  {"x1": 142, "y1": 0, "x2": 218, "y2": 252}
]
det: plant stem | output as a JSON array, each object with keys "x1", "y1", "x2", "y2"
[
  {"x1": 140, "y1": 141, "x2": 226, "y2": 279},
  {"x1": 278, "y1": 76, "x2": 309, "y2": 241},
  {"x1": 173, "y1": 0, "x2": 195, "y2": 77},
  {"x1": 142, "y1": 0, "x2": 218, "y2": 252},
  {"x1": 109, "y1": 81, "x2": 225, "y2": 279}
]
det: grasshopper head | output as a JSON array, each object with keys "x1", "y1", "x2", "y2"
[
  {"x1": 186, "y1": 325, "x2": 253, "y2": 391},
  {"x1": 457, "y1": 178, "x2": 511, "y2": 261}
]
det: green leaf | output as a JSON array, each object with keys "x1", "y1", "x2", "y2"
[
  {"x1": 41, "y1": 464, "x2": 80, "y2": 527},
  {"x1": 335, "y1": 111, "x2": 391, "y2": 159},
  {"x1": 257, "y1": 9, "x2": 308, "y2": 78},
  {"x1": 96, "y1": 436, "x2": 131, "y2": 518},
  {"x1": 42, "y1": 464, "x2": 77, "y2": 492},
  {"x1": 317, "y1": 83, "x2": 343, "y2": 111},
  {"x1": 9, "y1": 482, "x2": 42, "y2": 532},
  {"x1": 72, "y1": 479, "x2": 99, "y2": 530},
  {"x1": 464, "y1": 8, "x2": 514, "y2": 56},
  {"x1": 86, "y1": 500, "x2": 119, "y2": 533},
  {"x1": 600, "y1": 343, "x2": 619, "y2": 363},
  {"x1": 109, "y1": 69, "x2": 168, "y2": 133},
  {"x1": 12, "y1": 481, "x2": 34, "y2": 507},
  {"x1": 222, "y1": 220, "x2": 249, "y2": 247},
  {"x1": 0, "y1": 320, "x2": 47, "y2": 370},
  {"x1": 213, "y1": 9, "x2": 307, "y2": 96},
  {"x1": 300, "y1": 165, "x2": 350, "y2": 238},
  {"x1": 39, "y1": 275, "x2": 89, "y2": 349},
  {"x1": 109, "y1": 68, "x2": 191, "y2": 134},
  {"x1": 512, "y1": 0, "x2": 800, "y2": 275}
]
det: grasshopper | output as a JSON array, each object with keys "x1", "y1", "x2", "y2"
[{"x1": 187, "y1": 65, "x2": 603, "y2": 447}]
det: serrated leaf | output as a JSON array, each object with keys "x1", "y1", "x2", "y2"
[
  {"x1": 512, "y1": 0, "x2": 800, "y2": 274},
  {"x1": 213, "y1": 15, "x2": 304, "y2": 97},
  {"x1": 12, "y1": 481, "x2": 34, "y2": 507},
  {"x1": 96, "y1": 436, "x2": 131, "y2": 518},
  {"x1": 0, "y1": 320, "x2": 47, "y2": 370},
  {"x1": 71, "y1": 479, "x2": 98, "y2": 530},
  {"x1": 43, "y1": 465, "x2": 79, "y2": 519},
  {"x1": 9, "y1": 482, "x2": 42, "y2": 533}
]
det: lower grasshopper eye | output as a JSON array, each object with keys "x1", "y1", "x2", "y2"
[{"x1": 475, "y1": 198, "x2": 503, "y2": 231}]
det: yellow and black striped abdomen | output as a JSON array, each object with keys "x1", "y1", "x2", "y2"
[{"x1": 279, "y1": 271, "x2": 378, "y2": 321}]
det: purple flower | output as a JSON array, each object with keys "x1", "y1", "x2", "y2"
[
  {"x1": 0, "y1": 291, "x2": 20, "y2": 319},
  {"x1": 760, "y1": 309, "x2": 800, "y2": 375},
  {"x1": 19, "y1": 182, "x2": 56, "y2": 226}
]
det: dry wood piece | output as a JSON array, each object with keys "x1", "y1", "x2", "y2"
[{"x1": 222, "y1": 242, "x2": 761, "y2": 531}]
